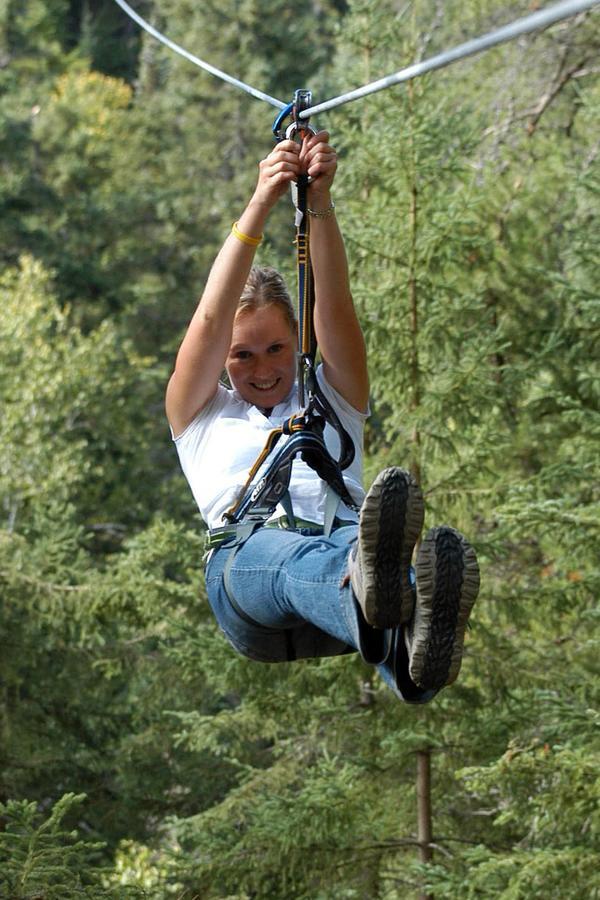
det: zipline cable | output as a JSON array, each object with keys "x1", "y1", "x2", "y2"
[
  {"x1": 112, "y1": 0, "x2": 286, "y2": 110},
  {"x1": 113, "y1": 0, "x2": 598, "y2": 119},
  {"x1": 299, "y1": 0, "x2": 599, "y2": 118}
]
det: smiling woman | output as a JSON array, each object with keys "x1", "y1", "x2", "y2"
[
  {"x1": 165, "y1": 131, "x2": 368, "y2": 437},
  {"x1": 165, "y1": 131, "x2": 479, "y2": 703},
  {"x1": 226, "y1": 286, "x2": 297, "y2": 414}
]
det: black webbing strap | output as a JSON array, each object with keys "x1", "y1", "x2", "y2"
[
  {"x1": 295, "y1": 170, "x2": 316, "y2": 409},
  {"x1": 224, "y1": 425, "x2": 359, "y2": 526},
  {"x1": 273, "y1": 89, "x2": 318, "y2": 408},
  {"x1": 282, "y1": 89, "x2": 317, "y2": 409}
]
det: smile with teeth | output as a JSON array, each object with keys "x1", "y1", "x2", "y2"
[{"x1": 251, "y1": 378, "x2": 279, "y2": 391}]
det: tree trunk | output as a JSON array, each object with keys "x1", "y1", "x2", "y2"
[{"x1": 416, "y1": 748, "x2": 433, "y2": 900}]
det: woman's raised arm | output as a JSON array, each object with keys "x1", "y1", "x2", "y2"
[
  {"x1": 165, "y1": 140, "x2": 302, "y2": 437},
  {"x1": 301, "y1": 132, "x2": 369, "y2": 413}
]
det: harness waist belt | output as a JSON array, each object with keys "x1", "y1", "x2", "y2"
[{"x1": 206, "y1": 515, "x2": 356, "y2": 551}]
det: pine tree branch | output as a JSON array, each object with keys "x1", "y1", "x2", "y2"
[
  {"x1": 344, "y1": 233, "x2": 409, "y2": 267},
  {"x1": 480, "y1": 47, "x2": 599, "y2": 147},
  {"x1": 418, "y1": 2, "x2": 445, "y2": 58},
  {"x1": 526, "y1": 56, "x2": 597, "y2": 135},
  {"x1": 0, "y1": 570, "x2": 88, "y2": 594}
]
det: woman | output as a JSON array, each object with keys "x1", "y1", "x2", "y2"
[{"x1": 166, "y1": 130, "x2": 480, "y2": 703}]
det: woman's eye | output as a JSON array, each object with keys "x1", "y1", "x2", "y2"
[
  {"x1": 236, "y1": 350, "x2": 251, "y2": 360},
  {"x1": 268, "y1": 344, "x2": 283, "y2": 354}
]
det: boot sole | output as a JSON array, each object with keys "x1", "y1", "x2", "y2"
[
  {"x1": 409, "y1": 526, "x2": 480, "y2": 690},
  {"x1": 352, "y1": 468, "x2": 424, "y2": 628}
]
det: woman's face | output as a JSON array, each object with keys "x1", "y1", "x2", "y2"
[{"x1": 226, "y1": 304, "x2": 297, "y2": 408}]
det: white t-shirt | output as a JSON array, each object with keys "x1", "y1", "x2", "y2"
[{"x1": 173, "y1": 365, "x2": 367, "y2": 531}]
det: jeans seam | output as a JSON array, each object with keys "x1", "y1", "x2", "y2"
[{"x1": 339, "y1": 582, "x2": 358, "y2": 640}]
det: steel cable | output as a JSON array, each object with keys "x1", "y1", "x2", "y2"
[
  {"x1": 112, "y1": 0, "x2": 286, "y2": 110},
  {"x1": 299, "y1": 0, "x2": 599, "y2": 118},
  {"x1": 113, "y1": 0, "x2": 598, "y2": 119}
]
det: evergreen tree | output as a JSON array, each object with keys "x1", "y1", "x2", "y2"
[
  {"x1": 0, "y1": 258, "x2": 237, "y2": 862},
  {"x1": 1, "y1": 0, "x2": 599, "y2": 896},
  {"x1": 0, "y1": 793, "x2": 143, "y2": 898}
]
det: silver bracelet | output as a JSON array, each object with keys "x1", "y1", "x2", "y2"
[{"x1": 307, "y1": 199, "x2": 336, "y2": 219}]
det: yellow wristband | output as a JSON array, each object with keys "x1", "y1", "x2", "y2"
[{"x1": 232, "y1": 221, "x2": 263, "y2": 247}]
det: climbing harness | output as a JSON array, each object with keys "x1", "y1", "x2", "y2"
[
  {"x1": 204, "y1": 91, "x2": 362, "y2": 637},
  {"x1": 210, "y1": 90, "x2": 360, "y2": 552}
]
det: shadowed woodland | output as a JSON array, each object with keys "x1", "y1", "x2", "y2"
[{"x1": 1, "y1": 0, "x2": 599, "y2": 897}]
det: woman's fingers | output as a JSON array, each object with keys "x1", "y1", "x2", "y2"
[
  {"x1": 300, "y1": 130, "x2": 331, "y2": 157},
  {"x1": 270, "y1": 131, "x2": 336, "y2": 180},
  {"x1": 300, "y1": 131, "x2": 336, "y2": 180},
  {"x1": 255, "y1": 142, "x2": 302, "y2": 202},
  {"x1": 262, "y1": 143, "x2": 300, "y2": 177},
  {"x1": 307, "y1": 149, "x2": 337, "y2": 178},
  {"x1": 302, "y1": 137, "x2": 337, "y2": 192},
  {"x1": 253, "y1": 131, "x2": 337, "y2": 207},
  {"x1": 260, "y1": 158, "x2": 297, "y2": 179},
  {"x1": 303, "y1": 129, "x2": 330, "y2": 148},
  {"x1": 268, "y1": 140, "x2": 300, "y2": 168}
]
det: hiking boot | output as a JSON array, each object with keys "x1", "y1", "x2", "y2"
[
  {"x1": 406, "y1": 526, "x2": 480, "y2": 690},
  {"x1": 349, "y1": 467, "x2": 424, "y2": 629}
]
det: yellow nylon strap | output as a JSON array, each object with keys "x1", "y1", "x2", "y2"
[{"x1": 296, "y1": 216, "x2": 313, "y2": 356}]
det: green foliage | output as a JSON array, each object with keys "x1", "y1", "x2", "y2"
[
  {"x1": 0, "y1": 0, "x2": 70, "y2": 70},
  {"x1": 0, "y1": 257, "x2": 236, "y2": 867},
  {"x1": 1, "y1": 0, "x2": 599, "y2": 897},
  {"x1": 330, "y1": 2, "x2": 507, "y2": 519},
  {"x1": 0, "y1": 792, "x2": 142, "y2": 898},
  {"x1": 421, "y1": 736, "x2": 600, "y2": 898},
  {"x1": 0, "y1": 255, "x2": 161, "y2": 528}
]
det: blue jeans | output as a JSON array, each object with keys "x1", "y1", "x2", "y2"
[{"x1": 205, "y1": 525, "x2": 435, "y2": 704}]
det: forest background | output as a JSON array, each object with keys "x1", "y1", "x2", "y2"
[{"x1": 1, "y1": 0, "x2": 599, "y2": 897}]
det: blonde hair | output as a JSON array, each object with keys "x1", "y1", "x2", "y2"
[{"x1": 238, "y1": 266, "x2": 297, "y2": 332}]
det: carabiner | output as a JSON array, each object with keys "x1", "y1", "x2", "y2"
[
  {"x1": 272, "y1": 102, "x2": 294, "y2": 142},
  {"x1": 285, "y1": 120, "x2": 317, "y2": 141},
  {"x1": 272, "y1": 89, "x2": 314, "y2": 142}
]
